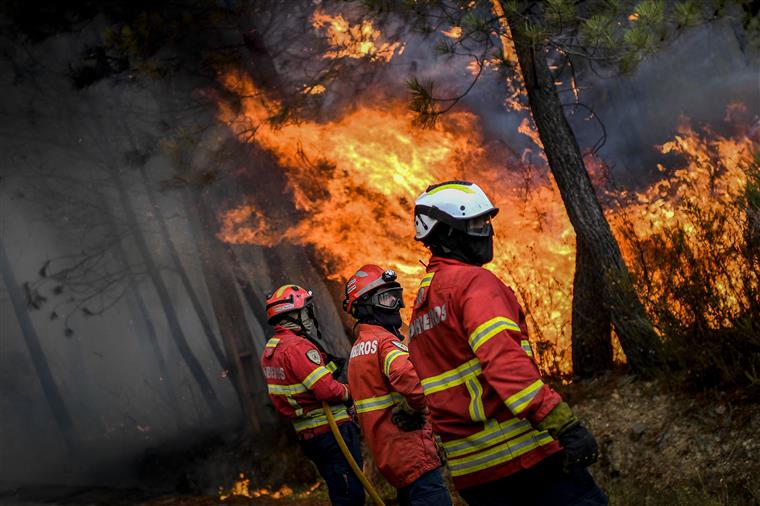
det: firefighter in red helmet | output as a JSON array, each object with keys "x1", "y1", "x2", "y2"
[
  {"x1": 343, "y1": 265, "x2": 452, "y2": 506},
  {"x1": 261, "y1": 284, "x2": 364, "y2": 506},
  {"x1": 409, "y1": 181, "x2": 607, "y2": 506}
]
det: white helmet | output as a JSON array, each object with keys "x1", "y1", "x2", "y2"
[{"x1": 414, "y1": 181, "x2": 499, "y2": 241}]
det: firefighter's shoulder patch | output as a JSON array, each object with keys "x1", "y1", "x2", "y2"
[
  {"x1": 306, "y1": 349, "x2": 322, "y2": 365},
  {"x1": 391, "y1": 341, "x2": 408, "y2": 352}
]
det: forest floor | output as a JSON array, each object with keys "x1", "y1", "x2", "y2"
[
  {"x1": 141, "y1": 374, "x2": 760, "y2": 505},
  {"x1": 2, "y1": 374, "x2": 758, "y2": 505}
]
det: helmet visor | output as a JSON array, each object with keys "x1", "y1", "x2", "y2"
[
  {"x1": 371, "y1": 287, "x2": 404, "y2": 310},
  {"x1": 465, "y1": 215, "x2": 493, "y2": 237}
]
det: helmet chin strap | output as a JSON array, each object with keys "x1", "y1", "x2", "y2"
[{"x1": 280, "y1": 308, "x2": 320, "y2": 341}]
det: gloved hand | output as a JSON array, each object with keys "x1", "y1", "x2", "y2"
[
  {"x1": 327, "y1": 356, "x2": 346, "y2": 378},
  {"x1": 536, "y1": 401, "x2": 599, "y2": 472},
  {"x1": 556, "y1": 422, "x2": 599, "y2": 472},
  {"x1": 347, "y1": 403, "x2": 358, "y2": 423},
  {"x1": 390, "y1": 399, "x2": 426, "y2": 432}
]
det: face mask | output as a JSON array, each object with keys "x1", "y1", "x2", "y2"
[
  {"x1": 431, "y1": 227, "x2": 494, "y2": 266},
  {"x1": 374, "y1": 307, "x2": 403, "y2": 330},
  {"x1": 460, "y1": 234, "x2": 494, "y2": 266}
]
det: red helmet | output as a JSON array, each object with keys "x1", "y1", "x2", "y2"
[
  {"x1": 266, "y1": 284, "x2": 313, "y2": 323},
  {"x1": 343, "y1": 265, "x2": 403, "y2": 316}
]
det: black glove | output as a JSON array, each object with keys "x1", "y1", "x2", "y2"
[
  {"x1": 557, "y1": 422, "x2": 599, "y2": 472},
  {"x1": 327, "y1": 356, "x2": 346, "y2": 378},
  {"x1": 390, "y1": 400, "x2": 426, "y2": 432}
]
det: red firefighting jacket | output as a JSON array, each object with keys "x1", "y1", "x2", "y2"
[
  {"x1": 261, "y1": 326, "x2": 350, "y2": 439},
  {"x1": 347, "y1": 323, "x2": 441, "y2": 489},
  {"x1": 408, "y1": 256, "x2": 562, "y2": 490}
]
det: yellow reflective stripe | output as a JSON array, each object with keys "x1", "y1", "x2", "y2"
[
  {"x1": 469, "y1": 316, "x2": 521, "y2": 353},
  {"x1": 355, "y1": 392, "x2": 403, "y2": 414},
  {"x1": 383, "y1": 349, "x2": 407, "y2": 377},
  {"x1": 274, "y1": 285, "x2": 292, "y2": 297},
  {"x1": 427, "y1": 183, "x2": 475, "y2": 195},
  {"x1": 302, "y1": 366, "x2": 331, "y2": 389},
  {"x1": 268, "y1": 383, "x2": 308, "y2": 395},
  {"x1": 285, "y1": 394, "x2": 302, "y2": 416},
  {"x1": 448, "y1": 430, "x2": 554, "y2": 476},
  {"x1": 504, "y1": 379, "x2": 544, "y2": 415},
  {"x1": 465, "y1": 377, "x2": 486, "y2": 422},
  {"x1": 265, "y1": 337, "x2": 280, "y2": 349},
  {"x1": 326, "y1": 361, "x2": 338, "y2": 373},
  {"x1": 419, "y1": 272, "x2": 436, "y2": 288},
  {"x1": 442, "y1": 418, "x2": 533, "y2": 458},
  {"x1": 292, "y1": 405, "x2": 349, "y2": 432},
  {"x1": 421, "y1": 358, "x2": 482, "y2": 395},
  {"x1": 520, "y1": 340, "x2": 533, "y2": 357}
]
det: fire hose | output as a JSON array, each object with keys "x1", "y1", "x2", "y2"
[{"x1": 322, "y1": 401, "x2": 386, "y2": 506}]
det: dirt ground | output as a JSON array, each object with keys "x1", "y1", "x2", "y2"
[
  {"x1": 3, "y1": 375, "x2": 758, "y2": 505},
  {"x1": 145, "y1": 375, "x2": 759, "y2": 506},
  {"x1": 567, "y1": 375, "x2": 760, "y2": 505}
]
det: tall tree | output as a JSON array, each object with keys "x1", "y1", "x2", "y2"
[
  {"x1": 0, "y1": 235, "x2": 80, "y2": 452},
  {"x1": 499, "y1": 1, "x2": 662, "y2": 374},
  {"x1": 114, "y1": 170, "x2": 224, "y2": 416},
  {"x1": 137, "y1": 161, "x2": 229, "y2": 373},
  {"x1": 394, "y1": 0, "x2": 724, "y2": 375}
]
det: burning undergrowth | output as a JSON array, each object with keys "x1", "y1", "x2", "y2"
[
  {"x1": 215, "y1": 72, "x2": 578, "y2": 374},
  {"x1": 613, "y1": 109, "x2": 760, "y2": 389},
  {"x1": 213, "y1": 67, "x2": 759, "y2": 381}
]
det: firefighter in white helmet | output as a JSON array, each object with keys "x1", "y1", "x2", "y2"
[{"x1": 408, "y1": 180, "x2": 607, "y2": 505}]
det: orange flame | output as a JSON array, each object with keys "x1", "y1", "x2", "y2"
[
  {"x1": 218, "y1": 73, "x2": 576, "y2": 371},
  {"x1": 219, "y1": 473, "x2": 313, "y2": 501},
  {"x1": 312, "y1": 10, "x2": 403, "y2": 62},
  {"x1": 216, "y1": 73, "x2": 758, "y2": 374}
]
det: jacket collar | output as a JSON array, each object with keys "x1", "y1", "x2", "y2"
[
  {"x1": 273, "y1": 325, "x2": 304, "y2": 339},
  {"x1": 427, "y1": 255, "x2": 471, "y2": 271}
]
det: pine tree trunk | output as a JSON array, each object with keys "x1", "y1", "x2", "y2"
[
  {"x1": 183, "y1": 186, "x2": 275, "y2": 432},
  {"x1": 112, "y1": 172, "x2": 224, "y2": 415},
  {"x1": 504, "y1": 6, "x2": 662, "y2": 375},
  {"x1": 572, "y1": 238, "x2": 613, "y2": 377},
  {"x1": 107, "y1": 210, "x2": 185, "y2": 428},
  {"x1": 138, "y1": 165, "x2": 229, "y2": 372},
  {"x1": 0, "y1": 235, "x2": 80, "y2": 451}
]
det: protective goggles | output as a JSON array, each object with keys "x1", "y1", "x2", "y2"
[
  {"x1": 465, "y1": 215, "x2": 493, "y2": 237},
  {"x1": 369, "y1": 287, "x2": 404, "y2": 310}
]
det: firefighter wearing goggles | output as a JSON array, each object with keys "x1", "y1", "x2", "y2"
[
  {"x1": 261, "y1": 284, "x2": 364, "y2": 505},
  {"x1": 344, "y1": 265, "x2": 452, "y2": 506},
  {"x1": 409, "y1": 181, "x2": 607, "y2": 505}
]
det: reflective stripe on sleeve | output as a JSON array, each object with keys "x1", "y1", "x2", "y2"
[
  {"x1": 420, "y1": 358, "x2": 482, "y2": 395},
  {"x1": 419, "y1": 272, "x2": 435, "y2": 288},
  {"x1": 302, "y1": 366, "x2": 331, "y2": 389},
  {"x1": 468, "y1": 316, "x2": 521, "y2": 353},
  {"x1": 520, "y1": 340, "x2": 533, "y2": 357},
  {"x1": 265, "y1": 338, "x2": 280, "y2": 349},
  {"x1": 326, "y1": 361, "x2": 338, "y2": 373},
  {"x1": 267, "y1": 382, "x2": 308, "y2": 395},
  {"x1": 447, "y1": 429, "x2": 554, "y2": 476},
  {"x1": 504, "y1": 379, "x2": 544, "y2": 415},
  {"x1": 465, "y1": 377, "x2": 486, "y2": 422},
  {"x1": 383, "y1": 349, "x2": 407, "y2": 377},
  {"x1": 354, "y1": 392, "x2": 403, "y2": 414},
  {"x1": 292, "y1": 405, "x2": 350, "y2": 432}
]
